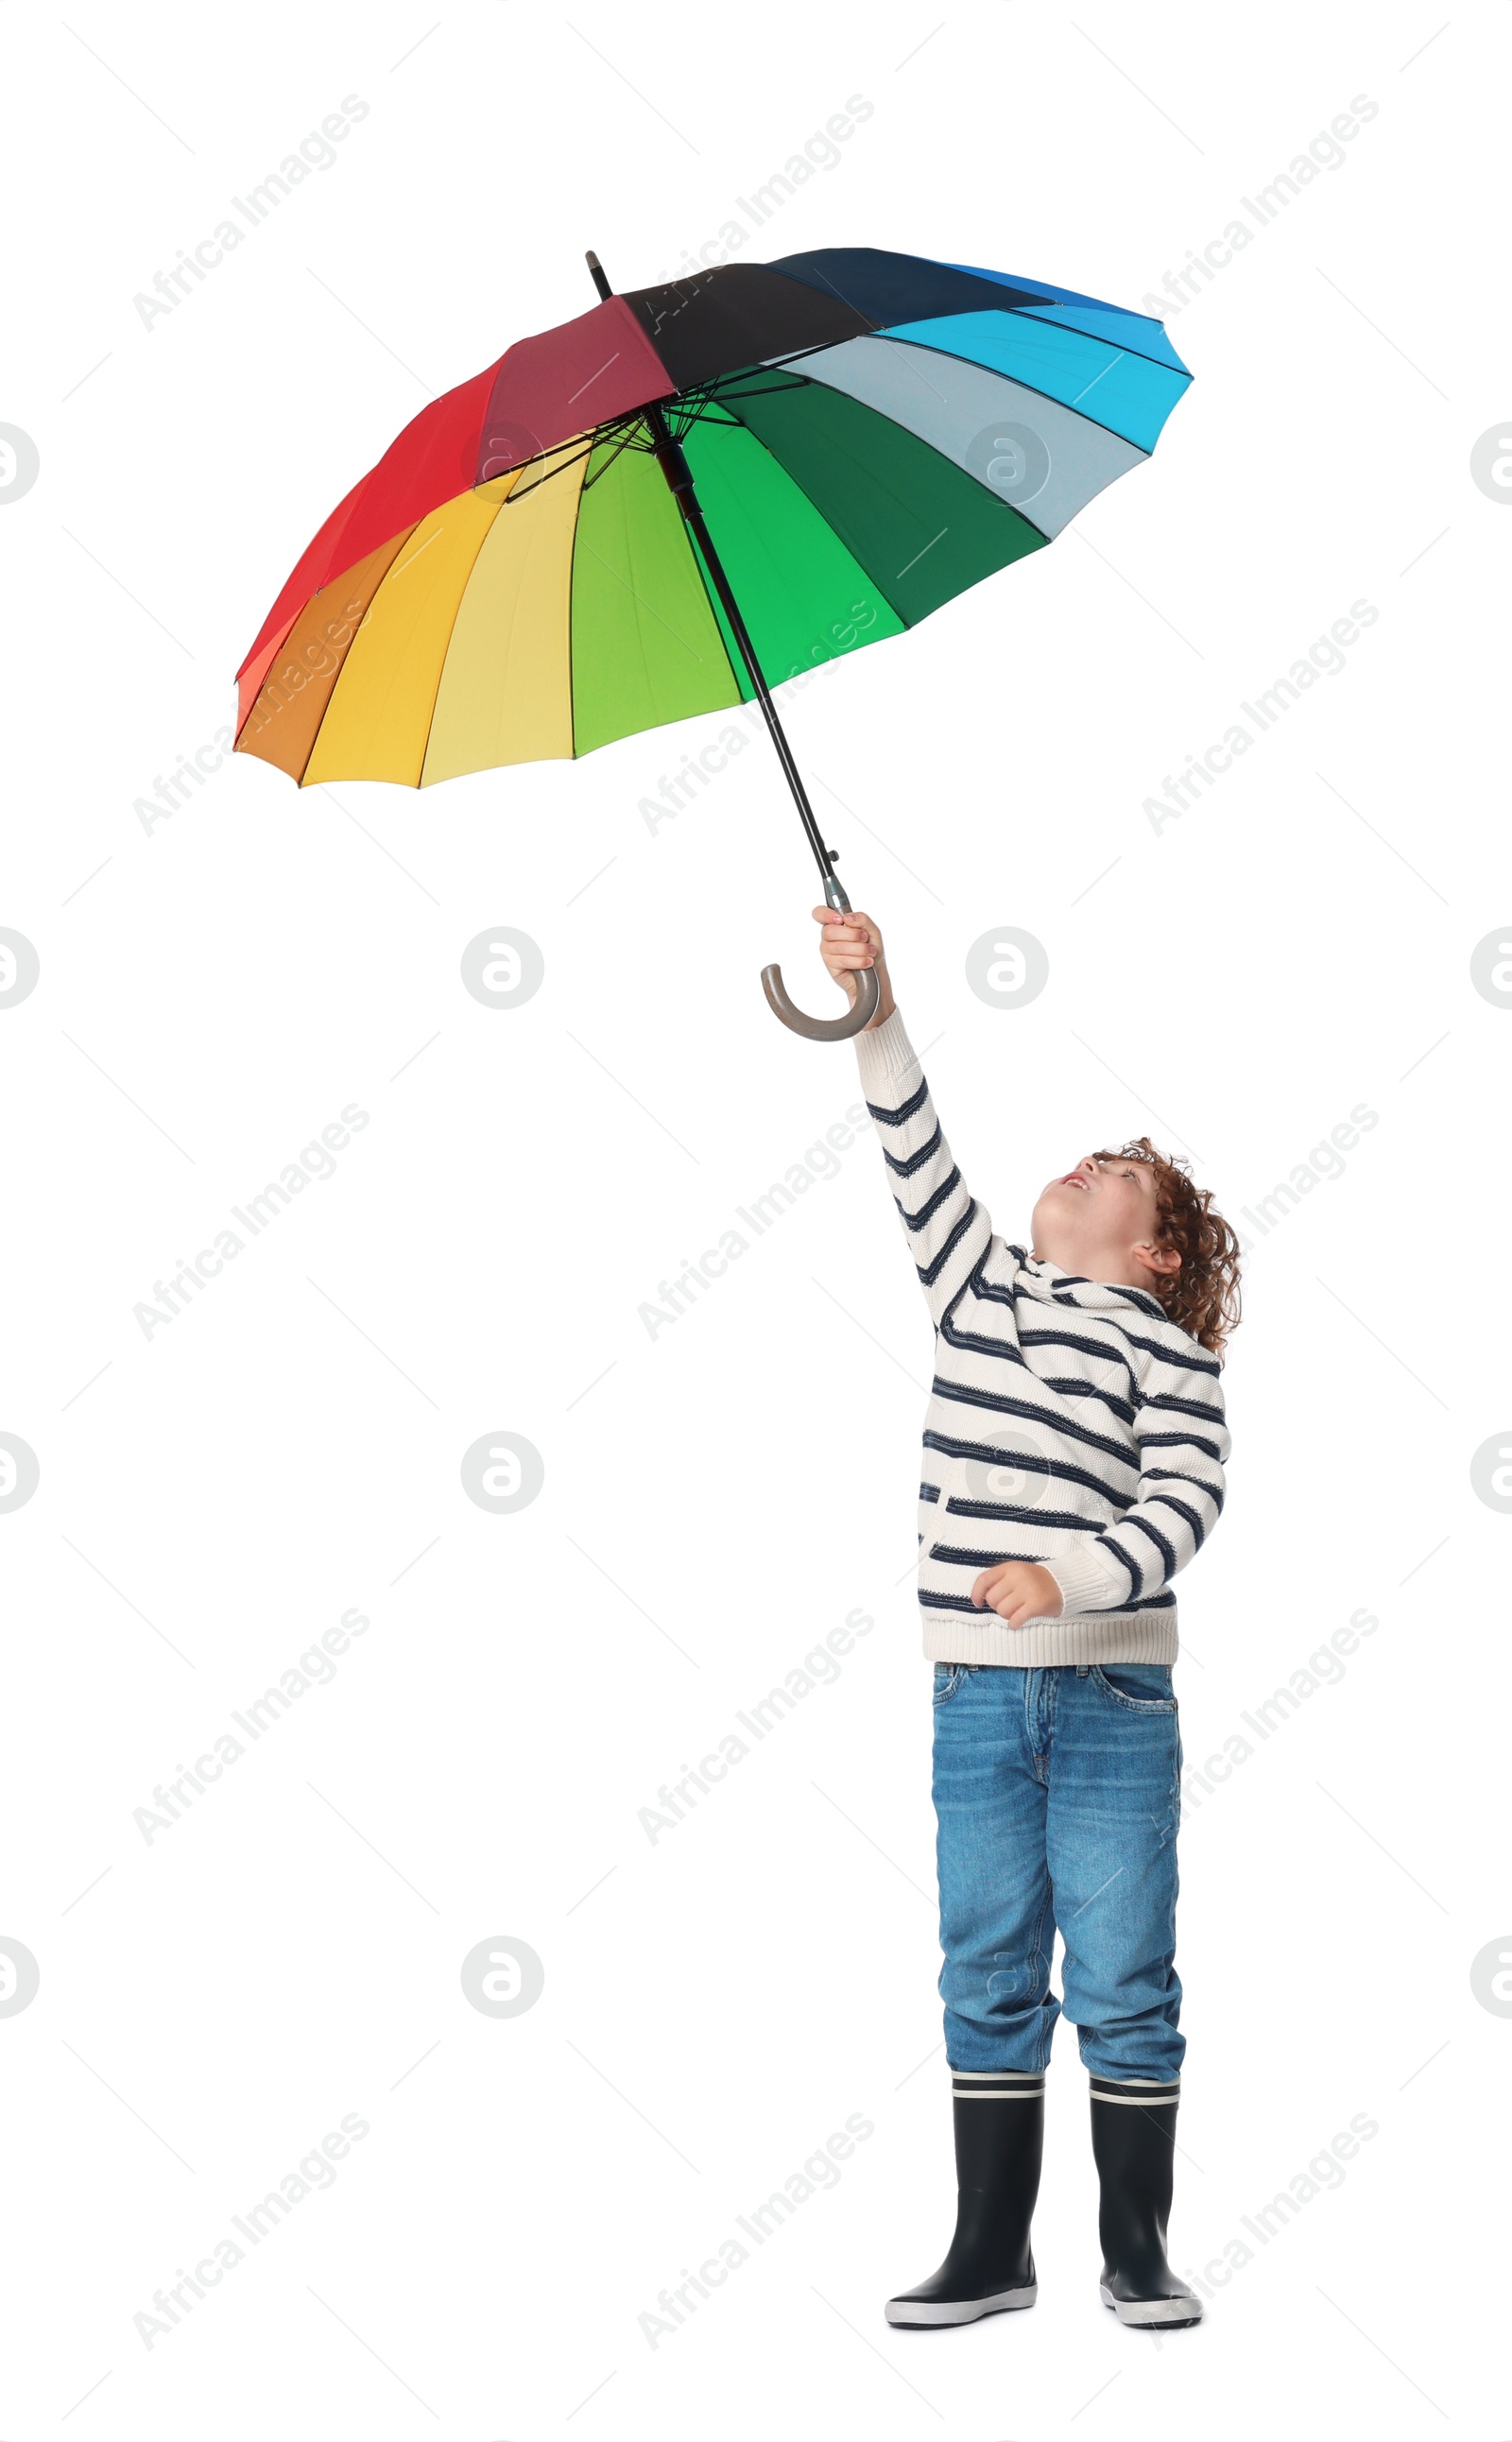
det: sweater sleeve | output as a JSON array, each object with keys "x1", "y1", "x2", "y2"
[
  {"x1": 853, "y1": 1009, "x2": 992, "y2": 1328},
  {"x1": 1043, "y1": 1370, "x2": 1230, "y2": 1616}
]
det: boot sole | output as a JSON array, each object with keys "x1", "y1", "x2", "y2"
[
  {"x1": 1099, "y1": 2282, "x2": 1203, "y2": 2329},
  {"x1": 885, "y1": 2283, "x2": 1037, "y2": 2328}
]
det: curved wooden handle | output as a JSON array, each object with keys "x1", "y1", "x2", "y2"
[{"x1": 760, "y1": 960, "x2": 880, "y2": 1042}]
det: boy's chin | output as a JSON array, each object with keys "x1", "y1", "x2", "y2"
[{"x1": 1029, "y1": 1208, "x2": 1082, "y2": 1258}]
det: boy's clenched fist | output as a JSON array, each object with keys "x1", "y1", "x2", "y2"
[
  {"x1": 970, "y1": 1561, "x2": 1066, "y2": 1627},
  {"x1": 813, "y1": 904, "x2": 896, "y2": 1029}
]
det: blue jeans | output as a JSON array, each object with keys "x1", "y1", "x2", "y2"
[{"x1": 931, "y1": 1661, "x2": 1183, "y2": 2082}]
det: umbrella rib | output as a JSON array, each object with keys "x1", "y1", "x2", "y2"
[
  {"x1": 698, "y1": 370, "x2": 815, "y2": 404},
  {"x1": 687, "y1": 389, "x2": 802, "y2": 416},
  {"x1": 755, "y1": 335, "x2": 891, "y2": 377},
  {"x1": 578, "y1": 421, "x2": 644, "y2": 493},
  {"x1": 498, "y1": 434, "x2": 602, "y2": 498},
  {"x1": 1014, "y1": 303, "x2": 1187, "y2": 376},
  {"x1": 494, "y1": 416, "x2": 643, "y2": 501}
]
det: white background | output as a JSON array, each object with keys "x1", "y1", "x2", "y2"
[{"x1": 3, "y1": 3, "x2": 1504, "y2": 2433}]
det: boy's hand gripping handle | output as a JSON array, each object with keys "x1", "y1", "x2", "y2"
[{"x1": 761, "y1": 872, "x2": 880, "y2": 1042}]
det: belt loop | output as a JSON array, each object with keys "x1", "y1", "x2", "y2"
[{"x1": 1076, "y1": 1663, "x2": 1089, "y2": 1677}]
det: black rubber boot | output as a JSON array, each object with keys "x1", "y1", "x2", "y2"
[
  {"x1": 1090, "y1": 2076, "x2": 1202, "y2": 2328},
  {"x1": 885, "y1": 2072, "x2": 1043, "y2": 2328}
]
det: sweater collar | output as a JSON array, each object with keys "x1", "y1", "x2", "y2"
[{"x1": 1009, "y1": 1247, "x2": 1170, "y2": 1325}]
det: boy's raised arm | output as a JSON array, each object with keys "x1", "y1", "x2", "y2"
[{"x1": 815, "y1": 907, "x2": 991, "y2": 1326}]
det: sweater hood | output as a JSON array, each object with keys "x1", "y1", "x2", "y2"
[{"x1": 1008, "y1": 1248, "x2": 1173, "y2": 1328}]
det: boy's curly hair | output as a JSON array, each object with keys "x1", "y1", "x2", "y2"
[{"x1": 1091, "y1": 1136, "x2": 1243, "y2": 1356}]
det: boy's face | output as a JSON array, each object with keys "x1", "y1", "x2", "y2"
[{"x1": 1031, "y1": 1154, "x2": 1179, "y2": 1290}]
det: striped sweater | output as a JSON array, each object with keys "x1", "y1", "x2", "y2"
[{"x1": 854, "y1": 1011, "x2": 1228, "y2": 1667}]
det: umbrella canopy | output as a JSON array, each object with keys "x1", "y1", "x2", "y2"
[{"x1": 234, "y1": 249, "x2": 1191, "y2": 792}]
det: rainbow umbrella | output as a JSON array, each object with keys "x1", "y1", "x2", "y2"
[{"x1": 235, "y1": 248, "x2": 1191, "y2": 1039}]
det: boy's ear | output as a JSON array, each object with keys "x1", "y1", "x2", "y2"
[{"x1": 1135, "y1": 1239, "x2": 1182, "y2": 1281}]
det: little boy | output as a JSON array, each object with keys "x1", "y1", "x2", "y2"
[{"x1": 816, "y1": 905, "x2": 1240, "y2": 2332}]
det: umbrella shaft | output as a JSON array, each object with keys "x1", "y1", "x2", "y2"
[{"x1": 646, "y1": 403, "x2": 841, "y2": 902}]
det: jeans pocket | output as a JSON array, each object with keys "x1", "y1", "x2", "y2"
[
  {"x1": 932, "y1": 1662, "x2": 973, "y2": 1706},
  {"x1": 1091, "y1": 1663, "x2": 1177, "y2": 1714}
]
